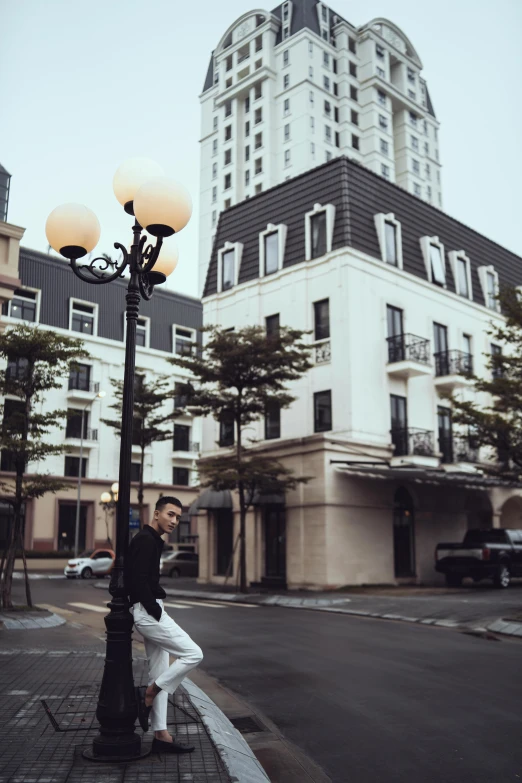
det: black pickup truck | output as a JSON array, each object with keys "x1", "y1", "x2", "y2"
[{"x1": 435, "y1": 528, "x2": 522, "y2": 588}]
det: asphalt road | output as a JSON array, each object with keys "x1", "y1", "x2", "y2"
[{"x1": 13, "y1": 577, "x2": 522, "y2": 783}]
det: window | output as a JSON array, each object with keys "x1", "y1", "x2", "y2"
[
  {"x1": 408, "y1": 90, "x2": 416, "y2": 101},
  {"x1": 387, "y1": 305, "x2": 403, "y2": 340},
  {"x1": 411, "y1": 135, "x2": 418, "y2": 151},
  {"x1": 349, "y1": 62, "x2": 357, "y2": 77},
  {"x1": 425, "y1": 164, "x2": 431, "y2": 179},
  {"x1": 311, "y1": 142, "x2": 315, "y2": 158},
  {"x1": 351, "y1": 109, "x2": 358, "y2": 126},
  {"x1": 174, "y1": 326, "x2": 194, "y2": 355},
  {"x1": 136, "y1": 317, "x2": 148, "y2": 347},
  {"x1": 433, "y1": 323, "x2": 448, "y2": 360},
  {"x1": 212, "y1": 210, "x2": 217, "y2": 226},
  {"x1": 491, "y1": 344, "x2": 502, "y2": 379},
  {"x1": 325, "y1": 125, "x2": 332, "y2": 143},
  {"x1": 284, "y1": 73, "x2": 290, "y2": 89},
  {"x1": 333, "y1": 83, "x2": 338, "y2": 97},
  {"x1": 173, "y1": 467, "x2": 190, "y2": 486},
  {"x1": 245, "y1": 145, "x2": 250, "y2": 162},
  {"x1": 254, "y1": 83, "x2": 262, "y2": 100},
  {"x1": 350, "y1": 86, "x2": 358, "y2": 101},
  {"x1": 332, "y1": 59, "x2": 337, "y2": 74},
  {"x1": 284, "y1": 149, "x2": 291, "y2": 167},
  {"x1": 325, "y1": 151, "x2": 332, "y2": 161},
  {"x1": 212, "y1": 163, "x2": 217, "y2": 179},
  {"x1": 71, "y1": 301, "x2": 95, "y2": 335},
  {"x1": 380, "y1": 139, "x2": 389, "y2": 156},
  {"x1": 424, "y1": 120, "x2": 428, "y2": 134},
  {"x1": 377, "y1": 90, "x2": 386, "y2": 106},
  {"x1": 263, "y1": 231, "x2": 279, "y2": 275},
  {"x1": 64, "y1": 456, "x2": 87, "y2": 478},
  {"x1": 66, "y1": 408, "x2": 88, "y2": 439},
  {"x1": 265, "y1": 401, "x2": 281, "y2": 440},
  {"x1": 485, "y1": 270, "x2": 498, "y2": 310},
  {"x1": 449, "y1": 252, "x2": 472, "y2": 299},
  {"x1": 224, "y1": 149, "x2": 232, "y2": 165},
  {"x1": 219, "y1": 412, "x2": 234, "y2": 447},
  {"x1": 284, "y1": 123, "x2": 290, "y2": 141},
  {"x1": 224, "y1": 173, "x2": 231, "y2": 189},
  {"x1": 245, "y1": 170, "x2": 250, "y2": 186},
  {"x1": 409, "y1": 112, "x2": 417, "y2": 127},
  {"x1": 390, "y1": 395, "x2": 407, "y2": 452},
  {"x1": 381, "y1": 164, "x2": 390, "y2": 180},
  {"x1": 374, "y1": 213, "x2": 403, "y2": 269},
  {"x1": 255, "y1": 132, "x2": 262, "y2": 149},
  {"x1": 414, "y1": 183, "x2": 421, "y2": 197},
  {"x1": 211, "y1": 186, "x2": 217, "y2": 204},
  {"x1": 323, "y1": 51, "x2": 329, "y2": 68},
  {"x1": 221, "y1": 250, "x2": 235, "y2": 290},
  {"x1": 255, "y1": 183, "x2": 262, "y2": 194},
  {"x1": 283, "y1": 98, "x2": 290, "y2": 116},
  {"x1": 4, "y1": 288, "x2": 37, "y2": 321},
  {"x1": 224, "y1": 125, "x2": 232, "y2": 141},
  {"x1": 212, "y1": 139, "x2": 218, "y2": 156},
  {"x1": 255, "y1": 107, "x2": 262, "y2": 124},
  {"x1": 255, "y1": 158, "x2": 262, "y2": 175},
  {"x1": 309, "y1": 65, "x2": 314, "y2": 78},
  {"x1": 324, "y1": 100, "x2": 331, "y2": 117},
  {"x1": 463, "y1": 334, "x2": 472, "y2": 358},
  {"x1": 174, "y1": 424, "x2": 190, "y2": 451},
  {"x1": 283, "y1": 25, "x2": 290, "y2": 39},
  {"x1": 376, "y1": 44, "x2": 385, "y2": 58},
  {"x1": 438, "y1": 407, "x2": 453, "y2": 464},
  {"x1": 352, "y1": 134, "x2": 359, "y2": 150},
  {"x1": 377, "y1": 67, "x2": 385, "y2": 78},
  {"x1": 283, "y1": 49, "x2": 289, "y2": 66},
  {"x1": 256, "y1": 33, "x2": 263, "y2": 50},
  {"x1": 384, "y1": 222, "x2": 398, "y2": 266},
  {"x1": 245, "y1": 96, "x2": 250, "y2": 114},
  {"x1": 130, "y1": 463, "x2": 141, "y2": 483},
  {"x1": 226, "y1": 55, "x2": 233, "y2": 71},
  {"x1": 225, "y1": 101, "x2": 232, "y2": 117},
  {"x1": 379, "y1": 115, "x2": 388, "y2": 130},
  {"x1": 310, "y1": 212, "x2": 327, "y2": 259},
  {"x1": 69, "y1": 363, "x2": 91, "y2": 392},
  {"x1": 213, "y1": 116, "x2": 218, "y2": 130},
  {"x1": 323, "y1": 76, "x2": 330, "y2": 91},
  {"x1": 224, "y1": 198, "x2": 231, "y2": 208},
  {"x1": 314, "y1": 391, "x2": 332, "y2": 433},
  {"x1": 430, "y1": 244, "x2": 445, "y2": 285},
  {"x1": 314, "y1": 299, "x2": 329, "y2": 340},
  {"x1": 335, "y1": 131, "x2": 340, "y2": 148},
  {"x1": 425, "y1": 142, "x2": 429, "y2": 155},
  {"x1": 427, "y1": 186, "x2": 432, "y2": 202},
  {"x1": 309, "y1": 91, "x2": 314, "y2": 106},
  {"x1": 265, "y1": 313, "x2": 280, "y2": 337},
  {"x1": 334, "y1": 107, "x2": 339, "y2": 123},
  {"x1": 412, "y1": 159, "x2": 420, "y2": 175},
  {"x1": 309, "y1": 40, "x2": 313, "y2": 56}
]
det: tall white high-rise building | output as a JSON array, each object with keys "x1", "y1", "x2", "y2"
[{"x1": 198, "y1": 1, "x2": 442, "y2": 293}]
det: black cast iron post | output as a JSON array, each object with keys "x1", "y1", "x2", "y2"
[{"x1": 63, "y1": 217, "x2": 166, "y2": 761}]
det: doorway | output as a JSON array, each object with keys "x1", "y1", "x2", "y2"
[
  {"x1": 264, "y1": 506, "x2": 286, "y2": 579},
  {"x1": 393, "y1": 488, "x2": 416, "y2": 577},
  {"x1": 58, "y1": 503, "x2": 87, "y2": 552}
]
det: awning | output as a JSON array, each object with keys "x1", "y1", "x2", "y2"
[
  {"x1": 251, "y1": 490, "x2": 285, "y2": 506},
  {"x1": 333, "y1": 463, "x2": 520, "y2": 489},
  {"x1": 189, "y1": 489, "x2": 233, "y2": 512}
]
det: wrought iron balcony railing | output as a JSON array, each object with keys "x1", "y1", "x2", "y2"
[
  {"x1": 391, "y1": 427, "x2": 434, "y2": 458},
  {"x1": 65, "y1": 427, "x2": 98, "y2": 441},
  {"x1": 68, "y1": 378, "x2": 100, "y2": 393},
  {"x1": 173, "y1": 440, "x2": 200, "y2": 453},
  {"x1": 314, "y1": 340, "x2": 331, "y2": 364},
  {"x1": 434, "y1": 350, "x2": 473, "y2": 378},
  {"x1": 387, "y1": 334, "x2": 430, "y2": 365},
  {"x1": 439, "y1": 435, "x2": 479, "y2": 465}
]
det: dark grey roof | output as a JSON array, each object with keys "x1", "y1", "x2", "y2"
[
  {"x1": 203, "y1": 156, "x2": 522, "y2": 302},
  {"x1": 425, "y1": 84, "x2": 436, "y2": 118},
  {"x1": 272, "y1": 0, "x2": 348, "y2": 44},
  {"x1": 202, "y1": 52, "x2": 215, "y2": 93},
  {"x1": 18, "y1": 248, "x2": 202, "y2": 353},
  {"x1": 0, "y1": 163, "x2": 11, "y2": 176}
]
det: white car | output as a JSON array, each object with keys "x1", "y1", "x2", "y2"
[{"x1": 64, "y1": 548, "x2": 115, "y2": 579}]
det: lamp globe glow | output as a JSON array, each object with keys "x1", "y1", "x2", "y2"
[
  {"x1": 100, "y1": 492, "x2": 111, "y2": 503},
  {"x1": 45, "y1": 203, "x2": 100, "y2": 259},
  {"x1": 133, "y1": 177, "x2": 192, "y2": 238},
  {"x1": 152, "y1": 237, "x2": 179, "y2": 278},
  {"x1": 112, "y1": 158, "x2": 165, "y2": 211},
  {"x1": 111, "y1": 482, "x2": 119, "y2": 495}
]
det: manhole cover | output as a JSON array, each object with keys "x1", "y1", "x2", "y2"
[{"x1": 229, "y1": 716, "x2": 265, "y2": 734}]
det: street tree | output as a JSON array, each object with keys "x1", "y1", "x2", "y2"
[
  {"x1": 0, "y1": 324, "x2": 88, "y2": 609},
  {"x1": 101, "y1": 375, "x2": 179, "y2": 525},
  {"x1": 450, "y1": 286, "x2": 522, "y2": 478},
  {"x1": 169, "y1": 325, "x2": 314, "y2": 593}
]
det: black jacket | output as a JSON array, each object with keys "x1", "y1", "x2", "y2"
[{"x1": 125, "y1": 525, "x2": 166, "y2": 621}]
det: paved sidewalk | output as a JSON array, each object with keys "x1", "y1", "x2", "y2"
[
  {"x1": 0, "y1": 626, "x2": 269, "y2": 783},
  {"x1": 0, "y1": 608, "x2": 65, "y2": 629},
  {"x1": 94, "y1": 579, "x2": 522, "y2": 639}
]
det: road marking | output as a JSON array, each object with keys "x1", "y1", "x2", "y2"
[
  {"x1": 37, "y1": 604, "x2": 76, "y2": 616},
  {"x1": 68, "y1": 602, "x2": 108, "y2": 613},
  {"x1": 166, "y1": 600, "x2": 226, "y2": 609},
  {"x1": 161, "y1": 602, "x2": 191, "y2": 610},
  {"x1": 174, "y1": 598, "x2": 258, "y2": 609}
]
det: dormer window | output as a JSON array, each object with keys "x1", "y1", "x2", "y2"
[
  {"x1": 3, "y1": 288, "x2": 39, "y2": 322},
  {"x1": 430, "y1": 246, "x2": 445, "y2": 286},
  {"x1": 259, "y1": 223, "x2": 288, "y2": 277},
  {"x1": 374, "y1": 213, "x2": 403, "y2": 269},
  {"x1": 448, "y1": 251, "x2": 473, "y2": 300},
  {"x1": 217, "y1": 242, "x2": 243, "y2": 293},
  {"x1": 305, "y1": 203, "x2": 336, "y2": 261},
  {"x1": 478, "y1": 265, "x2": 500, "y2": 311},
  {"x1": 420, "y1": 236, "x2": 446, "y2": 287}
]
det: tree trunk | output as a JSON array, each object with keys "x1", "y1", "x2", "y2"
[
  {"x1": 0, "y1": 515, "x2": 10, "y2": 583},
  {"x1": 18, "y1": 525, "x2": 32, "y2": 608},
  {"x1": 138, "y1": 445, "x2": 145, "y2": 529},
  {"x1": 236, "y1": 408, "x2": 248, "y2": 593},
  {"x1": 0, "y1": 510, "x2": 17, "y2": 609}
]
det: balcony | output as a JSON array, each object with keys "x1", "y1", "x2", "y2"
[
  {"x1": 386, "y1": 334, "x2": 432, "y2": 379},
  {"x1": 67, "y1": 378, "x2": 100, "y2": 402},
  {"x1": 434, "y1": 350, "x2": 473, "y2": 393},
  {"x1": 391, "y1": 427, "x2": 439, "y2": 467},
  {"x1": 439, "y1": 435, "x2": 479, "y2": 471},
  {"x1": 64, "y1": 428, "x2": 98, "y2": 447},
  {"x1": 314, "y1": 340, "x2": 331, "y2": 365},
  {"x1": 172, "y1": 440, "x2": 200, "y2": 458}
]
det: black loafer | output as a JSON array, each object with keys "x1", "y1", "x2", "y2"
[
  {"x1": 135, "y1": 686, "x2": 152, "y2": 732},
  {"x1": 151, "y1": 737, "x2": 195, "y2": 754}
]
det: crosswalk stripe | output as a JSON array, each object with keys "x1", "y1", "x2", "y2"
[
  {"x1": 202, "y1": 600, "x2": 258, "y2": 609},
  {"x1": 167, "y1": 599, "x2": 226, "y2": 609},
  {"x1": 161, "y1": 602, "x2": 191, "y2": 609},
  {"x1": 37, "y1": 603, "x2": 76, "y2": 616},
  {"x1": 68, "y1": 602, "x2": 108, "y2": 613},
  {"x1": 169, "y1": 598, "x2": 258, "y2": 609}
]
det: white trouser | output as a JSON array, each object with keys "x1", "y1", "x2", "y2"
[{"x1": 131, "y1": 599, "x2": 203, "y2": 732}]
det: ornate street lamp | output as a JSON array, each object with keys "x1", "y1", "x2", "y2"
[
  {"x1": 100, "y1": 482, "x2": 118, "y2": 548},
  {"x1": 46, "y1": 158, "x2": 192, "y2": 761}
]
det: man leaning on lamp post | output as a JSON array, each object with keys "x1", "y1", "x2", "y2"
[{"x1": 125, "y1": 496, "x2": 203, "y2": 753}]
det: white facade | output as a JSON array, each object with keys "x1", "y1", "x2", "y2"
[{"x1": 198, "y1": 4, "x2": 442, "y2": 293}]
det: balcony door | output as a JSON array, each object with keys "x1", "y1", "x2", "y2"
[
  {"x1": 433, "y1": 323, "x2": 448, "y2": 375},
  {"x1": 387, "y1": 306, "x2": 404, "y2": 362},
  {"x1": 437, "y1": 407, "x2": 453, "y2": 463},
  {"x1": 393, "y1": 487, "x2": 416, "y2": 578},
  {"x1": 390, "y1": 394, "x2": 407, "y2": 456},
  {"x1": 264, "y1": 506, "x2": 286, "y2": 580}
]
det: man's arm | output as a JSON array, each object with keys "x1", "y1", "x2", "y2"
[{"x1": 129, "y1": 537, "x2": 162, "y2": 621}]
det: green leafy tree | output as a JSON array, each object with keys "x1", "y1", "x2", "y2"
[
  {"x1": 101, "y1": 375, "x2": 179, "y2": 525},
  {"x1": 450, "y1": 286, "x2": 522, "y2": 478},
  {"x1": 169, "y1": 325, "x2": 314, "y2": 593},
  {"x1": 0, "y1": 324, "x2": 88, "y2": 609}
]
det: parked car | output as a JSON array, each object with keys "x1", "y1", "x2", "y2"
[
  {"x1": 64, "y1": 548, "x2": 115, "y2": 579},
  {"x1": 160, "y1": 551, "x2": 199, "y2": 579},
  {"x1": 435, "y1": 528, "x2": 522, "y2": 588}
]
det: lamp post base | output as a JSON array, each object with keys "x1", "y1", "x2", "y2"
[{"x1": 82, "y1": 745, "x2": 151, "y2": 763}]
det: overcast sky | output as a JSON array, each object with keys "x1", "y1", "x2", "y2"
[{"x1": 1, "y1": 0, "x2": 521, "y2": 298}]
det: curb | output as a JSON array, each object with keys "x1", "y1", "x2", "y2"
[
  {"x1": 184, "y1": 678, "x2": 270, "y2": 783},
  {"x1": 93, "y1": 582, "x2": 522, "y2": 639},
  {"x1": 0, "y1": 611, "x2": 66, "y2": 630}
]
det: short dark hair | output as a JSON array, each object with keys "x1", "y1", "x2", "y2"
[{"x1": 155, "y1": 496, "x2": 183, "y2": 512}]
